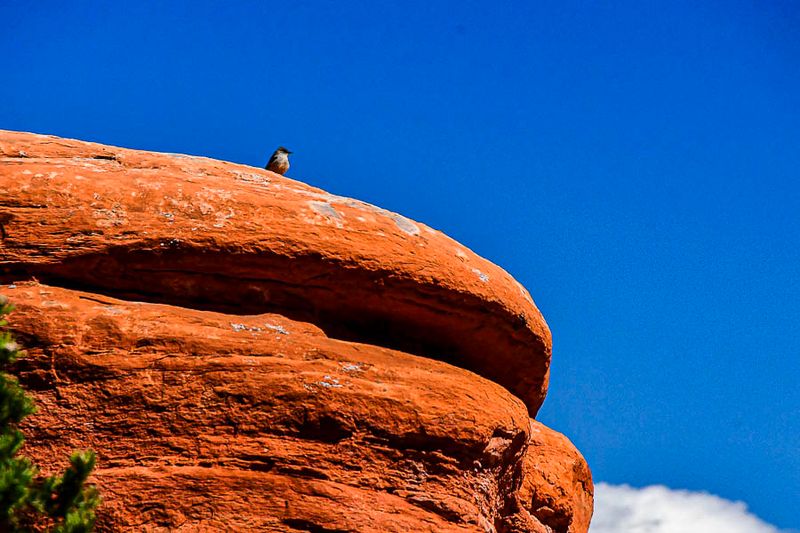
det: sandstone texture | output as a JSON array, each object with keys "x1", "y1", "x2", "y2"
[{"x1": 0, "y1": 130, "x2": 592, "y2": 532}]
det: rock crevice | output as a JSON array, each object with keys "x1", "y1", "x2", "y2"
[{"x1": 0, "y1": 130, "x2": 592, "y2": 532}]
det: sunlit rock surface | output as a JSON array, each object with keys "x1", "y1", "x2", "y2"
[{"x1": 0, "y1": 131, "x2": 592, "y2": 532}]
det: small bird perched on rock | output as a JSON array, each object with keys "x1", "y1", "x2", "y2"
[{"x1": 266, "y1": 146, "x2": 292, "y2": 175}]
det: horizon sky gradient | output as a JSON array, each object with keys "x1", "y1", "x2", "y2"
[{"x1": 3, "y1": 1, "x2": 798, "y2": 528}]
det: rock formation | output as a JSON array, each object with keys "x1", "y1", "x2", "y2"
[{"x1": 0, "y1": 130, "x2": 592, "y2": 532}]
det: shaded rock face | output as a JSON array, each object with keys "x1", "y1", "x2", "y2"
[{"x1": 0, "y1": 131, "x2": 592, "y2": 532}]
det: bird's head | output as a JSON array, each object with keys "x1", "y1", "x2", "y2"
[{"x1": 277, "y1": 146, "x2": 292, "y2": 155}]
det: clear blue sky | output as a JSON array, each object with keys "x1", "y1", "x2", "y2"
[{"x1": 3, "y1": 1, "x2": 798, "y2": 528}]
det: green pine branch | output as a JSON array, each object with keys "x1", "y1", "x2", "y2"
[{"x1": 0, "y1": 297, "x2": 100, "y2": 532}]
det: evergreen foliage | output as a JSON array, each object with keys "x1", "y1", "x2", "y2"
[{"x1": 0, "y1": 297, "x2": 99, "y2": 532}]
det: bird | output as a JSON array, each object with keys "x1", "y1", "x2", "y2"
[{"x1": 266, "y1": 146, "x2": 292, "y2": 175}]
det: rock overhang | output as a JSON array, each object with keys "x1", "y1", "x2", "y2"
[
  {"x1": 0, "y1": 129, "x2": 552, "y2": 414},
  {"x1": 2, "y1": 281, "x2": 590, "y2": 532}
]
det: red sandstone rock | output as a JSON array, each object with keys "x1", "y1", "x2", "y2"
[
  {"x1": 6, "y1": 283, "x2": 590, "y2": 532},
  {"x1": 0, "y1": 130, "x2": 549, "y2": 414},
  {"x1": 0, "y1": 131, "x2": 592, "y2": 532}
]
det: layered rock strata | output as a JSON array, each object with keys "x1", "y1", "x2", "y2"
[{"x1": 0, "y1": 130, "x2": 592, "y2": 532}]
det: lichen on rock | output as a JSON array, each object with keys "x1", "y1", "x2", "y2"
[{"x1": 0, "y1": 130, "x2": 592, "y2": 532}]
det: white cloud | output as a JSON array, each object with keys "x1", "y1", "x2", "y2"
[{"x1": 590, "y1": 482, "x2": 787, "y2": 533}]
